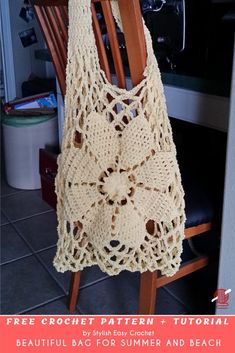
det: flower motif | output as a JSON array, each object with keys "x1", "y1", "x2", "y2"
[{"x1": 63, "y1": 112, "x2": 178, "y2": 250}]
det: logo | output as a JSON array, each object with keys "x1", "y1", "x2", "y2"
[{"x1": 211, "y1": 288, "x2": 231, "y2": 309}]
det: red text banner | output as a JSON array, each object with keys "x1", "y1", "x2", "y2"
[{"x1": 0, "y1": 315, "x2": 234, "y2": 353}]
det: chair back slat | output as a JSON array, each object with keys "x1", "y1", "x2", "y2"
[
  {"x1": 44, "y1": 7, "x2": 67, "y2": 65},
  {"x1": 118, "y1": 0, "x2": 146, "y2": 87},
  {"x1": 62, "y1": 5, "x2": 68, "y2": 21},
  {"x1": 33, "y1": 4, "x2": 67, "y2": 95},
  {"x1": 101, "y1": 1, "x2": 126, "y2": 88},
  {"x1": 91, "y1": 2, "x2": 112, "y2": 83},
  {"x1": 53, "y1": 6, "x2": 68, "y2": 44}
]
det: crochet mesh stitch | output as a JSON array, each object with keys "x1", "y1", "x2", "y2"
[{"x1": 53, "y1": 0, "x2": 186, "y2": 277}]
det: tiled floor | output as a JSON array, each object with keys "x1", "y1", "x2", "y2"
[{"x1": 1, "y1": 176, "x2": 218, "y2": 315}]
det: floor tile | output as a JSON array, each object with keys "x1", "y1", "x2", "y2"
[
  {"x1": 165, "y1": 263, "x2": 219, "y2": 314},
  {"x1": 1, "y1": 224, "x2": 32, "y2": 264},
  {"x1": 24, "y1": 297, "x2": 80, "y2": 315},
  {"x1": 1, "y1": 190, "x2": 52, "y2": 222},
  {"x1": 14, "y1": 212, "x2": 58, "y2": 251},
  {"x1": 1, "y1": 212, "x2": 9, "y2": 226},
  {"x1": 1, "y1": 177, "x2": 23, "y2": 197},
  {"x1": 37, "y1": 247, "x2": 109, "y2": 293},
  {"x1": 76, "y1": 270, "x2": 187, "y2": 315},
  {"x1": 1, "y1": 255, "x2": 64, "y2": 314}
]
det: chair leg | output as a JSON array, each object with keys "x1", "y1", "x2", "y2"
[
  {"x1": 138, "y1": 270, "x2": 157, "y2": 314},
  {"x1": 68, "y1": 271, "x2": 81, "y2": 312}
]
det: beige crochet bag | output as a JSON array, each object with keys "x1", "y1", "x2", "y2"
[{"x1": 53, "y1": 0, "x2": 186, "y2": 277}]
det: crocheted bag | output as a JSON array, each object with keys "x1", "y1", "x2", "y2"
[{"x1": 53, "y1": 0, "x2": 186, "y2": 277}]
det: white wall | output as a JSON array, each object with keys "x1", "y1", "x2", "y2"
[
  {"x1": 0, "y1": 37, "x2": 4, "y2": 98},
  {"x1": 0, "y1": 0, "x2": 16, "y2": 101},
  {"x1": 216, "y1": 38, "x2": 235, "y2": 314}
]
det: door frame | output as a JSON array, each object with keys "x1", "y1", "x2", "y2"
[{"x1": 0, "y1": 0, "x2": 16, "y2": 101}]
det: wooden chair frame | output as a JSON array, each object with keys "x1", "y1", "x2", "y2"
[{"x1": 31, "y1": 0, "x2": 213, "y2": 314}]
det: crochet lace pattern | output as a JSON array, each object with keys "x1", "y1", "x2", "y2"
[{"x1": 53, "y1": 0, "x2": 186, "y2": 277}]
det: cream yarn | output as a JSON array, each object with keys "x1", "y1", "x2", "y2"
[{"x1": 53, "y1": 0, "x2": 186, "y2": 277}]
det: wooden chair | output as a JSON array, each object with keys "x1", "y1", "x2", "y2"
[{"x1": 31, "y1": 0, "x2": 215, "y2": 314}]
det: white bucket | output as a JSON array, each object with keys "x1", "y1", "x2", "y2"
[{"x1": 2, "y1": 116, "x2": 58, "y2": 190}]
